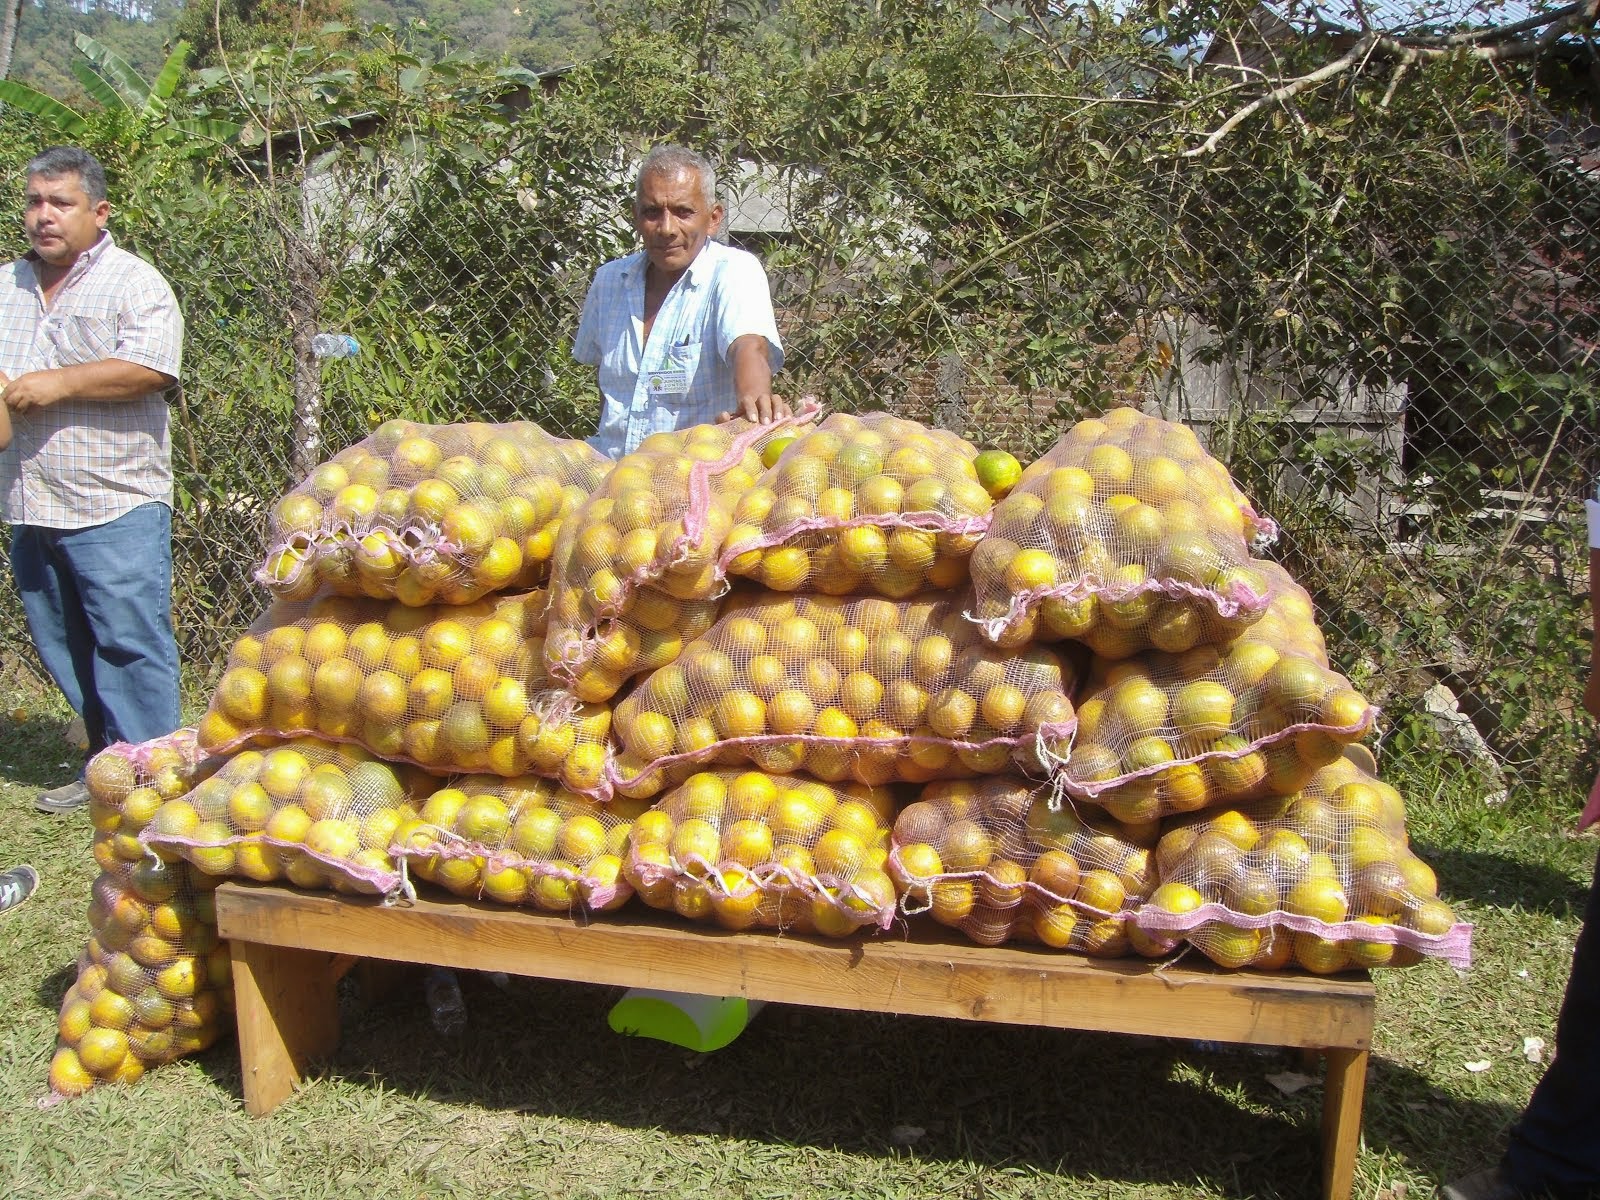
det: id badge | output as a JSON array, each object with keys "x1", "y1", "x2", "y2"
[{"x1": 647, "y1": 368, "x2": 689, "y2": 397}]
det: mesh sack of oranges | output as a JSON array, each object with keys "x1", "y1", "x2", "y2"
[
  {"x1": 889, "y1": 776, "x2": 1158, "y2": 955},
  {"x1": 719, "y1": 412, "x2": 996, "y2": 599},
  {"x1": 50, "y1": 733, "x2": 231, "y2": 1099},
  {"x1": 609, "y1": 589, "x2": 1078, "y2": 800},
  {"x1": 542, "y1": 419, "x2": 805, "y2": 702},
  {"x1": 968, "y1": 407, "x2": 1277, "y2": 654},
  {"x1": 1135, "y1": 756, "x2": 1472, "y2": 972},
  {"x1": 257, "y1": 419, "x2": 612, "y2": 608},
  {"x1": 140, "y1": 737, "x2": 430, "y2": 897},
  {"x1": 388, "y1": 775, "x2": 638, "y2": 912},
  {"x1": 85, "y1": 729, "x2": 220, "y2": 876},
  {"x1": 621, "y1": 768, "x2": 898, "y2": 936},
  {"x1": 1045, "y1": 560, "x2": 1376, "y2": 824},
  {"x1": 543, "y1": 582, "x2": 723, "y2": 704},
  {"x1": 199, "y1": 590, "x2": 614, "y2": 797},
  {"x1": 50, "y1": 859, "x2": 232, "y2": 1099}
]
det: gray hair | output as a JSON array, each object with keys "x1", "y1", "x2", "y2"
[
  {"x1": 636, "y1": 145, "x2": 718, "y2": 209},
  {"x1": 26, "y1": 146, "x2": 108, "y2": 203}
]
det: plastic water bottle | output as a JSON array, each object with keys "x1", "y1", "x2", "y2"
[
  {"x1": 424, "y1": 966, "x2": 467, "y2": 1036},
  {"x1": 310, "y1": 333, "x2": 360, "y2": 359}
]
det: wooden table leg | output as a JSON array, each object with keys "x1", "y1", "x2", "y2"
[
  {"x1": 1319, "y1": 1046, "x2": 1369, "y2": 1200},
  {"x1": 230, "y1": 939, "x2": 342, "y2": 1115}
]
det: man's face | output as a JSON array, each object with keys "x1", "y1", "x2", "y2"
[
  {"x1": 24, "y1": 171, "x2": 109, "y2": 267},
  {"x1": 634, "y1": 167, "x2": 723, "y2": 276}
]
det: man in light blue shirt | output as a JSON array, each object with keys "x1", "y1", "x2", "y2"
[{"x1": 574, "y1": 145, "x2": 788, "y2": 459}]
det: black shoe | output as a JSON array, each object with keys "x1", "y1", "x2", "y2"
[
  {"x1": 0, "y1": 865, "x2": 39, "y2": 915},
  {"x1": 34, "y1": 780, "x2": 90, "y2": 813},
  {"x1": 1442, "y1": 1169, "x2": 1524, "y2": 1200}
]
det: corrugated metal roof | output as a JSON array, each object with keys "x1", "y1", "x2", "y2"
[{"x1": 1266, "y1": 0, "x2": 1560, "y2": 34}]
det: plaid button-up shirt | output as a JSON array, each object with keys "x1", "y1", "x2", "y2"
[
  {"x1": 573, "y1": 239, "x2": 783, "y2": 459},
  {"x1": 0, "y1": 232, "x2": 183, "y2": 529}
]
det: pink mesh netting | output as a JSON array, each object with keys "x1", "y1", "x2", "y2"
[
  {"x1": 256, "y1": 419, "x2": 611, "y2": 607},
  {"x1": 389, "y1": 775, "x2": 640, "y2": 912},
  {"x1": 1043, "y1": 559, "x2": 1377, "y2": 822},
  {"x1": 140, "y1": 737, "x2": 431, "y2": 898},
  {"x1": 622, "y1": 768, "x2": 898, "y2": 936},
  {"x1": 1135, "y1": 756, "x2": 1472, "y2": 970},
  {"x1": 542, "y1": 419, "x2": 804, "y2": 703},
  {"x1": 50, "y1": 732, "x2": 231, "y2": 1100},
  {"x1": 968, "y1": 407, "x2": 1276, "y2": 654},
  {"x1": 720, "y1": 412, "x2": 994, "y2": 598},
  {"x1": 609, "y1": 588, "x2": 1077, "y2": 799},
  {"x1": 889, "y1": 775, "x2": 1157, "y2": 955},
  {"x1": 198, "y1": 590, "x2": 613, "y2": 799}
]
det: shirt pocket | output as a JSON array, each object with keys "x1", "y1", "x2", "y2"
[
  {"x1": 652, "y1": 339, "x2": 703, "y2": 397},
  {"x1": 48, "y1": 314, "x2": 118, "y2": 366}
]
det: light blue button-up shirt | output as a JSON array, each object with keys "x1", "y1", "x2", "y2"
[{"x1": 573, "y1": 239, "x2": 783, "y2": 460}]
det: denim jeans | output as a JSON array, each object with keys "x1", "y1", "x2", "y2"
[
  {"x1": 9, "y1": 501, "x2": 182, "y2": 759},
  {"x1": 1503, "y1": 845, "x2": 1600, "y2": 1199}
]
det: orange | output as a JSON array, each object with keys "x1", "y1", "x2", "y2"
[
  {"x1": 216, "y1": 666, "x2": 269, "y2": 724},
  {"x1": 887, "y1": 527, "x2": 938, "y2": 573},
  {"x1": 720, "y1": 819, "x2": 775, "y2": 867},
  {"x1": 979, "y1": 683, "x2": 1026, "y2": 734},
  {"x1": 420, "y1": 620, "x2": 473, "y2": 670},
  {"x1": 726, "y1": 772, "x2": 778, "y2": 820},
  {"x1": 481, "y1": 865, "x2": 531, "y2": 905},
  {"x1": 263, "y1": 801, "x2": 314, "y2": 845},
  {"x1": 311, "y1": 658, "x2": 363, "y2": 713},
  {"x1": 812, "y1": 828, "x2": 869, "y2": 876},
  {"x1": 1084, "y1": 443, "x2": 1134, "y2": 491},
  {"x1": 973, "y1": 450, "x2": 1022, "y2": 500},
  {"x1": 89, "y1": 987, "x2": 137, "y2": 1030},
  {"x1": 264, "y1": 655, "x2": 314, "y2": 709},
  {"x1": 1003, "y1": 548, "x2": 1057, "y2": 592},
  {"x1": 838, "y1": 671, "x2": 884, "y2": 721},
  {"x1": 561, "y1": 743, "x2": 608, "y2": 794},
  {"x1": 257, "y1": 748, "x2": 312, "y2": 802},
  {"x1": 926, "y1": 687, "x2": 977, "y2": 739},
  {"x1": 759, "y1": 546, "x2": 811, "y2": 591},
  {"x1": 760, "y1": 433, "x2": 798, "y2": 468},
  {"x1": 837, "y1": 525, "x2": 888, "y2": 574},
  {"x1": 713, "y1": 690, "x2": 767, "y2": 740},
  {"x1": 57, "y1": 996, "x2": 95, "y2": 1045},
  {"x1": 855, "y1": 475, "x2": 904, "y2": 515},
  {"x1": 49, "y1": 1047, "x2": 95, "y2": 1097},
  {"x1": 1172, "y1": 680, "x2": 1235, "y2": 738}
]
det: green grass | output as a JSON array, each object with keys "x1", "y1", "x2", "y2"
[{"x1": 0, "y1": 694, "x2": 1593, "y2": 1200}]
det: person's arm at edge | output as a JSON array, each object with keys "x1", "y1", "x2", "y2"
[
  {"x1": 1586, "y1": 543, "x2": 1600, "y2": 721},
  {"x1": 714, "y1": 250, "x2": 788, "y2": 425},
  {"x1": 720, "y1": 332, "x2": 788, "y2": 424},
  {"x1": 0, "y1": 379, "x2": 11, "y2": 448},
  {"x1": 2, "y1": 359, "x2": 175, "y2": 414},
  {"x1": 1585, "y1": 488, "x2": 1600, "y2": 719}
]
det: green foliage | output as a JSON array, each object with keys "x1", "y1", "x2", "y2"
[
  {"x1": 173, "y1": 0, "x2": 357, "y2": 70},
  {"x1": 6, "y1": 0, "x2": 186, "y2": 99}
]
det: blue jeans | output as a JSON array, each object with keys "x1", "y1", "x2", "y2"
[
  {"x1": 1503, "y1": 845, "x2": 1600, "y2": 1199},
  {"x1": 9, "y1": 502, "x2": 182, "y2": 759}
]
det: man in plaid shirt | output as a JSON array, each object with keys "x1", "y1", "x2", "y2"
[
  {"x1": 573, "y1": 144, "x2": 788, "y2": 459},
  {"x1": 0, "y1": 147, "x2": 183, "y2": 813}
]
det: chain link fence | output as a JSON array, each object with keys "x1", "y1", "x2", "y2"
[{"x1": 0, "y1": 14, "x2": 1595, "y2": 801}]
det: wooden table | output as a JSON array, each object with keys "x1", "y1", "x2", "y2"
[{"x1": 214, "y1": 880, "x2": 1376, "y2": 1200}]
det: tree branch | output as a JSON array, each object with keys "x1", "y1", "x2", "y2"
[
  {"x1": 1182, "y1": 35, "x2": 1376, "y2": 157},
  {"x1": 1179, "y1": 0, "x2": 1599, "y2": 157}
]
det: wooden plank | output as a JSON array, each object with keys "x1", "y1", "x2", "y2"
[
  {"x1": 229, "y1": 937, "x2": 341, "y2": 1115},
  {"x1": 1320, "y1": 1047, "x2": 1370, "y2": 1200},
  {"x1": 216, "y1": 883, "x2": 1373, "y2": 1051}
]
